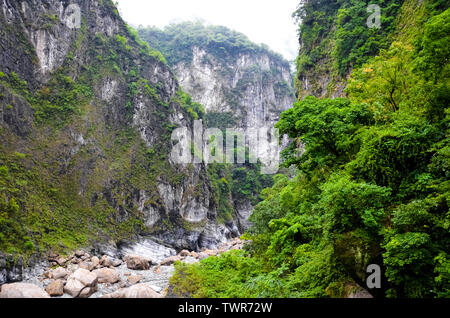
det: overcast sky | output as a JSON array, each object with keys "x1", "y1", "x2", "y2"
[{"x1": 115, "y1": 0, "x2": 300, "y2": 62}]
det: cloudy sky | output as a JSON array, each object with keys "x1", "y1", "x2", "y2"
[{"x1": 115, "y1": 0, "x2": 300, "y2": 62}]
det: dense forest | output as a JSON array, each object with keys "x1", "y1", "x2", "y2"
[{"x1": 170, "y1": 0, "x2": 450, "y2": 298}]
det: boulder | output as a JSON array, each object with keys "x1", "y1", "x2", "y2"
[
  {"x1": 160, "y1": 255, "x2": 181, "y2": 266},
  {"x1": 78, "y1": 262, "x2": 90, "y2": 270},
  {"x1": 179, "y1": 250, "x2": 190, "y2": 257},
  {"x1": 102, "y1": 283, "x2": 162, "y2": 298},
  {"x1": 52, "y1": 267, "x2": 68, "y2": 280},
  {"x1": 93, "y1": 268, "x2": 120, "y2": 284},
  {"x1": 45, "y1": 279, "x2": 64, "y2": 297},
  {"x1": 75, "y1": 250, "x2": 85, "y2": 258},
  {"x1": 64, "y1": 277, "x2": 85, "y2": 297},
  {"x1": 90, "y1": 256, "x2": 100, "y2": 269},
  {"x1": 48, "y1": 252, "x2": 59, "y2": 261},
  {"x1": 203, "y1": 249, "x2": 218, "y2": 256},
  {"x1": 190, "y1": 251, "x2": 199, "y2": 259},
  {"x1": 100, "y1": 255, "x2": 113, "y2": 267},
  {"x1": 71, "y1": 268, "x2": 97, "y2": 287},
  {"x1": 124, "y1": 254, "x2": 151, "y2": 270},
  {"x1": 56, "y1": 257, "x2": 67, "y2": 266},
  {"x1": 182, "y1": 256, "x2": 199, "y2": 264},
  {"x1": 0, "y1": 283, "x2": 50, "y2": 298},
  {"x1": 111, "y1": 259, "x2": 122, "y2": 267},
  {"x1": 63, "y1": 269, "x2": 98, "y2": 298},
  {"x1": 43, "y1": 270, "x2": 53, "y2": 279},
  {"x1": 127, "y1": 275, "x2": 143, "y2": 285},
  {"x1": 78, "y1": 286, "x2": 97, "y2": 298}
]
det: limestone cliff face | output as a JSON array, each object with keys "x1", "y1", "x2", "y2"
[
  {"x1": 172, "y1": 46, "x2": 294, "y2": 230},
  {"x1": 138, "y1": 24, "x2": 295, "y2": 232},
  {"x1": 0, "y1": 0, "x2": 236, "y2": 270},
  {"x1": 138, "y1": 24, "x2": 295, "y2": 130},
  {"x1": 174, "y1": 46, "x2": 294, "y2": 129}
]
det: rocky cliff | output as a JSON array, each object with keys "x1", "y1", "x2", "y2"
[
  {"x1": 0, "y1": 0, "x2": 240, "y2": 281},
  {"x1": 138, "y1": 23, "x2": 294, "y2": 231},
  {"x1": 138, "y1": 23, "x2": 295, "y2": 130}
]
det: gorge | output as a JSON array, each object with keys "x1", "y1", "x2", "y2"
[
  {"x1": 0, "y1": 0, "x2": 293, "y2": 292},
  {"x1": 1, "y1": 0, "x2": 449, "y2": 299}
]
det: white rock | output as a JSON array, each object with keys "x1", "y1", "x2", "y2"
[{"x1": 0, "y1": 283, "x2": 50, "y2": 298}]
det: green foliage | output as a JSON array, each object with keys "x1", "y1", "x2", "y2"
[
  {"x1": 414, "y1": 8, "x2": 450, "y2": 81},
  {"x1": 277, "y1": 97, "x2": 374, "y2": 171},
  {"x1": 172, "y1": 1, "x2": 449, "y2": 298},
  {"x1": 383, "y1": 232, "x2": 434, "y2": 297},
  {"x1": 137, "y1": 22, "x2": 287, "y2": 67},
  {"x1": 332, "y1": 0, "x2": 404, "y2": 76},
  {"x1": 170, "y1": 250, "x2": 265, "y2": 298},
  {"x1": 293, "y1": 0, "x2": 405, "y2": 97},
  {"x1": 0, "y1": 1, "x2": 196, "y2": 259},
  {"x1": 173, "y1": 89, "x2": 206, "y2": 120},
  {"x1": 33, "y1": 72, "x2": 92, "y2": 124}
]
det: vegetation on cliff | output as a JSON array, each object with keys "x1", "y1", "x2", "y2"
[
  {"x1": 138, "y1": 22, "x2": 294, "y2": 224},
  {"x1": 170, "y1": 0, "x2": 449, "y2": 298},
  {"x1": 138, "y1": 22, "x2": 287, "y2": 67},
  {"x1": 0, "y1": 0, "x2": 207, "y2": 258}
]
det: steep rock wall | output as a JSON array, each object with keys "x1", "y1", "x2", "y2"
[{"x1": 0, "y1": 0, "x2": 236, "y2": 277}]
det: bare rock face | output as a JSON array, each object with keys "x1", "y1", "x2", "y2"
[
  {"x1": 93, "y1": 268, "x2": 120, "y2": 284},
  {"x1": 0, "y1": 283, "x2": 50, "y2": 298},
  {"x1": 45, "y1": 279, "x2": 64, "y2": 297},
  {"x1": 63, "y1": 269, "x2": 98, "y2": 298},
  {"x1": 102, "y1": 283, "x2": 162, "y2": 298},
  {"x1": 124, "y1": 255, "x2": 151, "y2": 270}
]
